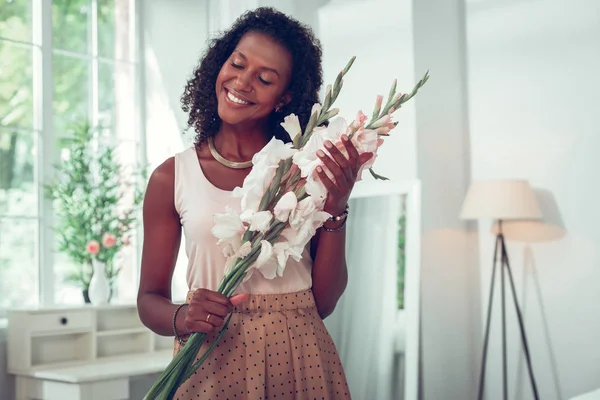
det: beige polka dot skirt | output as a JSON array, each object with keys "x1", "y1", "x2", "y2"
[{"x1": 173, "y1": 289, "x2": 351, "y2": 399}]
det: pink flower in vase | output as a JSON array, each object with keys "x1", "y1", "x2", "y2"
[
  {"x1": 86, "y1": 240, "x2": 100, "y2": 255},
  {"x1": 102, "y1": 233, "x2": 117, "y2": 249}
]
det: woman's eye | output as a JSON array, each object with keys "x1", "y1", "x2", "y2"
[
  {"x1": 231, "y1": 62, "x2": 243, "y2": 69},
  {"x1": 259, "y1": 77, "x2": 272, "y2": 85}
]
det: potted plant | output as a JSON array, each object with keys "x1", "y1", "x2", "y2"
[{"x1": 45, "y1": 120, "x2": 145, "y2": 303}]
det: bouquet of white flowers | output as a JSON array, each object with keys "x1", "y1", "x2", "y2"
[{"x1": 144, "y1": 57, "x2": 429, "y2": 400}]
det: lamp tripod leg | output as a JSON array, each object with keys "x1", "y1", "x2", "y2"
[
  {"x1": 477, "y1": 234, "x2": 501, "y2": 400},
  {"x1": 501, "y1": 242, "x2": 508, "y2": 400},
  {"x1": 500, "y1": 235, "x2": 540, "y2": 400}
]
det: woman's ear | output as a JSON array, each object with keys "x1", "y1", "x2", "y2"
[
  {"x1": 279, "y1": 91, "x2": 292, "y2": 108},
  {"x1": 275, "y1": 91, "x2": 292, "y2": 113}
]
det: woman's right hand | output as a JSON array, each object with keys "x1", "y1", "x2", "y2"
[{"x1": 182, "y1": 289, "x2": 248, "y2": 334}]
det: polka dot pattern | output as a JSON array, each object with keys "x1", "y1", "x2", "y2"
[{"x1": 173, "y1": 290, "x2": 351, "y2": 399}]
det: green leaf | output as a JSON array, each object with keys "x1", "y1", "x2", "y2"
[
  {"x1": 369, "y1": 168, "x2": 390, "y2": 181},
  {"x1": 301, "y1": 109, "x2": 320, "y2": 143},
  {"x1": 322, "y1": 85, "x2": 333, "y2": 111},
  {"x1": 342, "y1": 56, "x2": 356, "y2": 75}
]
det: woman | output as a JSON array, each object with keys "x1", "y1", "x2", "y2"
[{"x1": 137, "y1": 7, "x2": 373, "y2": 399}]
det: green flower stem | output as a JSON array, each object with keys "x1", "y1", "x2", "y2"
[
  {"x1": 266, "y1": 223, "x2": 287, "y2": 242},
  {"x1": 322, "y1": 85, "x2": 333, "y2": 111},
  {"x1": 146, "y1": 242, "x2": 262, "y2": 398},
  {"x1": 266, "y1": 172, "x2": 301, "y2": 211},
  {"x1": 143, "y1": 330, "x2": 207, "y2": 399},
  {"x1": 367, "y1": 71, "x2": 430, "y2": 130},
  {"x1": 241, "y1": 228, "x2": 254, "y2": 244},
  {"x1": 278, "y1": 158, "x2": 294, "y2": 182},
  {"x1": 361, "y1": 71, "x2": 430, "y2": 181},
  {"x1": 383, "y1": 78, "x2": 397, "y2": 114},
  {"x1": 220, "y1": 248, "x2": 260, "y2": 295},
  {"x1": 182, "y1": 313, "x2": 234, "y2": 382},
  {"x1": 220, "y1": 258, "x2": 248, "y2": 294},
  {"x1": 298, "y1": 56, "x2": 356, "y2": 149}
]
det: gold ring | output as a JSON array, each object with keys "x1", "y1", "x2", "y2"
[{"x1": 206, "y1": 313, "x2": 211, "y2": 323}]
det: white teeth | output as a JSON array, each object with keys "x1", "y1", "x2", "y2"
[{"x1": 227, "y1": 91, "x2": 250, "y2": 105}]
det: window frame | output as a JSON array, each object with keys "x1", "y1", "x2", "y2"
[{"x1": 0, "y1": 0, "x2": 145, "y2": 318}]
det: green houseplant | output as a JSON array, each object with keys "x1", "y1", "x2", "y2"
[{"x1": 45, "y1": 120, "x2": 145, "y2": 302}]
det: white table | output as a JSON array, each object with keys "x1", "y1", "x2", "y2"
[
  {"x1": 14, "y1": 352, "x2": 172, "y2": 400},
  {"x1": 7, "y1": 304, "x2": 176, "y2": 400}
]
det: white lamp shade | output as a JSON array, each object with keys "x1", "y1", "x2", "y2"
[{"x1": 460, "y1": 179, "x2": 543, "y2": 221}]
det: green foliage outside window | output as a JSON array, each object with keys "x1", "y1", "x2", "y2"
[
  {"x1": 397, "y1": 198, "x2": 406, "y2": 310},
  {"x1": 1, "y1": 1, "x2": 137, "y2": 306}
]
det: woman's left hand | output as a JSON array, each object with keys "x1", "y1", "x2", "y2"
[{"x1": 315, "y1": 134, "x2": 374, "y2": 217}]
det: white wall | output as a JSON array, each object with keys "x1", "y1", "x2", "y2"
[
  {"x1": 143, "y1": 0, "x2": 207, "y2": 165},
  {"x1": 143, "y1": 0, "x2": 211, "y2": 301},
  {"x1": 466, "y1": 0, "x2": 600, "y2": 398},
  {"x1": 318, "y1": 0, "x2": 419, "y2": 183},
  {"x1": 319, "y1": 1, "x2": 479, "y2": 399},
  {"x1": 317, "y1": 3, "x2": 419, "y2": 397},
  {"x1": 258, "y1": 0, "x2": 328, "y2": 36},
  {"x1": 412, "y1": 0, "x2": 480, "y2": 399}
]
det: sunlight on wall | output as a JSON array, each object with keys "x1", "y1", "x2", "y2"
[{"x1": 143, "y1": 39, "x2": 188, "y2": 300}]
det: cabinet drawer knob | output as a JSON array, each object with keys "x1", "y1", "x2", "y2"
[{"x1": 60, "y1": 317, "x2": 68, "y2": 325}]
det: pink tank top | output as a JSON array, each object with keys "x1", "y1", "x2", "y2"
[{"x1": 174, "y1": 146, "x2": 313, "y2": 295}]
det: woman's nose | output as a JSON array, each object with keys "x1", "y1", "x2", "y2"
[{"x1": 234, "y1": 70, "x2": 252, "y2": 91}]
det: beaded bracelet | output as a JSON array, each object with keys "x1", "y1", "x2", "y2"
[
  {"x1": 323, "y1": 216, "x2": 348, "y2": 232},
  {"x1": 323, "y1": 204, "x2": 349, "y2": 232},
  {"x1": 173, "y1": 303, "x2": 189, "y2": 346},
  {"x1": 327, "y1": 204, "x2": 349, "y2": 222}
]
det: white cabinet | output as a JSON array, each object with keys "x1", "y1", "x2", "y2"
[{"x1": 7, "y1": 303, "x2": 173, "y2": 400}]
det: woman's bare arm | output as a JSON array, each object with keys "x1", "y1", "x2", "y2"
[{"x1": 136, "y1": 157, "x2": 186, "y2": 336}]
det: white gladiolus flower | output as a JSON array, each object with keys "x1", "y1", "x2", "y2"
[
  {"x1": 251, "y1": 136, "x2": 297, "y2": 168},
  {"x1": 351, "y1": 127, "x2": 382, "y2": 181},
  {"x1": 289, "y1": 197, "x2": 317, "y2": 230},
  {"x1": 273, "y1": 191, "x2": 298, "y2": 222},
  {"x1": 211, "y1": 206, "x2": 245, "y2": 257},
  {"x1": 232, "y1": 137, "x2": 297, "y2": 213},
  {"x1": 254, "y1": 240, "x2": 277, "y2": 280},
  {"x1": 248, "y1": 211, "x2": 273, "y2": 233},
  {"x1": 233, "y1": 163, "x2": 277, "y2": 212},
  {"x1": 282, "y1": 196, "x2": 331, "y2": 250},
  {"x1": 223, "y1": 241, "x2": 252, "y2": 276},
  {"x1": 292, "y1": 117, "x2": 348, "y2": 179},
  {"x1": 273, "y1": 241, "x2": 303, "y2": 276},
  {"x1": 280, "y1": 114, "x2": 302, "y2": 140},
  {"x1": 291, "y1": 126, "x2": 327, "y2": 178},
  {"x1": 304, "y1": 175, "x2": 328, "y2": 207}
]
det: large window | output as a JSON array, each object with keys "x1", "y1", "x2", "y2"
[{"x1": 0, "y1": 0, "x2": 141, "y2": 313}]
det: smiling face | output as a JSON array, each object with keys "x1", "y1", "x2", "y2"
[{"x1": 215, "y1": 31, "x2": 293, "y2": 129}]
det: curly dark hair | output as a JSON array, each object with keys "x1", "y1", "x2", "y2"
[{"x1": 180, "y1": 7, "x2": 323, "y2": 146}]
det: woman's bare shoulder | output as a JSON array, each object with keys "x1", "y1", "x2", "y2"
[
  {"x1": 144, "y1": 157, "x2": 176, "y2": 209},
  {"x1": 152, "y1": 156, "x2": 175, "y2": 179}
]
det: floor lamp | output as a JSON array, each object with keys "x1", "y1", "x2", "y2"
[{"x1": 460, "y1": 179, "x2": 542, "y2": 400}]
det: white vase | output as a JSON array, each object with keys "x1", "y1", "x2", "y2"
[{"x1": 89, "y1": 259, "x2": 110, "y2": 305}]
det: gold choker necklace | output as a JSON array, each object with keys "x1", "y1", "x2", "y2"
[{"x1": 208, "y1": 137, "x2": 253, "y2": 169}]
